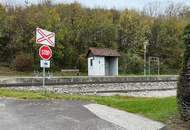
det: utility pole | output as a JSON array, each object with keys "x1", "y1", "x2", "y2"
[{"x1": 144, "y1": 41, "x2": 148, "y2": 76}]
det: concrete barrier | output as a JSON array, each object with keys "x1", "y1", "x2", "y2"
[{"x1": 0, "y1": 76, "x2": 178, "y2": 85}]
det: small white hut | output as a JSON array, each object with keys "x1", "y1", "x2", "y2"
[{"x1": 87, "y1": 47, "x2": 120, "y2": 76}]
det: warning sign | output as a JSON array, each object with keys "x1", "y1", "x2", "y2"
[{"x1": 36, "y1": 28, "x2": 55, "y2": 47}]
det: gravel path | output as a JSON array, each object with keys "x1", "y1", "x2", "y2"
[{"x1": 85, "y1": 104, "x2": 165, "y2": 130}]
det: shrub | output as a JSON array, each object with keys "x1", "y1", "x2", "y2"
[
  {"x1": 15, "y1": 53, "x2": 33, "y2": 71},
  {"x1": 78, "y1": 54, "x2": 87, "y2": 72},
  {"x1": 119, "y1": 52, "x2": 143, "y2": 74},
  {"x1": 177, "y1": 24, "x2": 190, "y2": 121}
]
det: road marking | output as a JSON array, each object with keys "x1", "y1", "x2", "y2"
[
  {"x1": 0, "y1": 103, "x2": 5, "y2": 108},
  {"x1": 84, "y1": 104, "x2": 165, "y2": 130}
]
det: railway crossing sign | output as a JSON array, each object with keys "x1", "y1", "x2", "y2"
[
  {"x1": 39, "y1": 45, "x2": 52, "y2": 60},
  {"x1": 36, "y1": 27, "x2": 55, "y2": 93},
  {"x1": 36, "y1": 27, "x2": 55, "y2": 47}
]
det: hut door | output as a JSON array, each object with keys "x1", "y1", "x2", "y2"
[{"x1": 105, "y1": 57, "x2": 110, "y2": 76}]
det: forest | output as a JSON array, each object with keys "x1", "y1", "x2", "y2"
[{"x1": 0, "y1": 1, "x2": 189, "y2": 74}]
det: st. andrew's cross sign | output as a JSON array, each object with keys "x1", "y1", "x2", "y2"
[{"x1": 36, "y1": 27, "x2": 55, "y2": 47}]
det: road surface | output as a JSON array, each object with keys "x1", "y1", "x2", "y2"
[
  {"x1": 0, "y1": 98, "x2": 165, "y2": 130},
  {"x1": 0, "y1": 99, "x2": 125, "y2": 130}
]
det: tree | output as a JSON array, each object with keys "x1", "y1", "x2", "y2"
[
  {"x1": 119, "y1": 10, "x2": 148, "y2": 54},
  {"x1": 178, "y1": 24, "x2": 190, "y2": 121},
  {"x1": 0, "y1": 2, "x2": 188, "y2": 74},
  {"x1": 147, "y1": 17, "x2": 184, "y2": 74}
]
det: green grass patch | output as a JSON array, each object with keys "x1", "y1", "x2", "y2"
[{"x1": 0, "y1": 88, "x2": 177, "y2": 122}]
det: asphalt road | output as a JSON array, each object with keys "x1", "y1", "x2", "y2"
[{"x1": 0, "y1": 99, "x2": 125, "y2": 130}]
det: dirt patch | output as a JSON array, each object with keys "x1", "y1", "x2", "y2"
[{"x1": 165, "y1": 116, "x2": 190, "y2": 130}]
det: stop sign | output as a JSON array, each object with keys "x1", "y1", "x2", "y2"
[{"x1": 39, "y1": 45, "x2": 52, "y2": 60}]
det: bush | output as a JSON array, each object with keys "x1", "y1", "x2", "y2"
[
  {"x1": 119, "y1": 52, "x2": 144, "y2": 74},
  {"x1": 15, "y1": 53, "x2": 33, "y2": 71},
  {"x1": 177, "y1": 24, "x2": 190, "y2": 121},
  {"x1": 78, "y1": 54, "x2": 87, "y2": 72}
]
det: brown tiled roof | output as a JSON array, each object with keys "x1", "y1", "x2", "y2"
[{"x1": 87, "y1": 47, "x2": 120, "y2": 57}]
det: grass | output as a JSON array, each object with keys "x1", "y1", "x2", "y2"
[
  {"x1": 0, "y1": 88, "x2": 177, "y2": 122},
  {"x1": 0, "y1": 67, "x2": 32, "y2": 76}
]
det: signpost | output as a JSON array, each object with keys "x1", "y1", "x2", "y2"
[
  {"x1": 39, "y1": 45, "x2": 52, "y2": 90},
  {"x1": 36, "y1": 28, "x2": 55, "y2": 93}
]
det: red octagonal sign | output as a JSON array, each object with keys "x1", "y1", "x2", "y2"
[{"x1": 39, "y1": 45, "x2": 52, "y2": 60}]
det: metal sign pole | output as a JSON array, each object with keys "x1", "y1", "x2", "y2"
[
  {"x1": 144, "y1": 44, "x2": 146, "y2": 76},
  {"x1": 158, "y1": 58, "x2": 160, "y2": 75},
  {"x1": 148, "y1": 57, "x2": 151, "y2": 75},
  {"x1": 43, "y1": 67, "x2": 46, "y2": 93},
  {"x1": 144, "y1": 41, "x2": 148, "y2": 76}
]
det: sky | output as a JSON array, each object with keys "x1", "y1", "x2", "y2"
[{"x1": 0, "y1": 0, "x2": 190, "y2": 10}]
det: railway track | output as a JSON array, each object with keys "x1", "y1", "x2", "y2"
[{"x1": 0, "y1": 76, "x2": 177, "y2": 97}]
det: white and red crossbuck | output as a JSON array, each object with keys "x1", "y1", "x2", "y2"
[{"x1": 36, "y1": 28, "x2": 55, "y2": 47}]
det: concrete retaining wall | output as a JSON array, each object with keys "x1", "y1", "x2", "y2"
[{"x1": 0, "y1": 76, "x2": 177, "y2": 85}]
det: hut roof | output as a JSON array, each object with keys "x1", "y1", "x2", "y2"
[{"x1": 87, "y1": 47, "x2": 120, "y2": 57}]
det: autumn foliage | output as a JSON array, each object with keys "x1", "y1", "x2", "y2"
[{"x1": 0, "y1": 2, "x2": 188, "y2": 74}]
